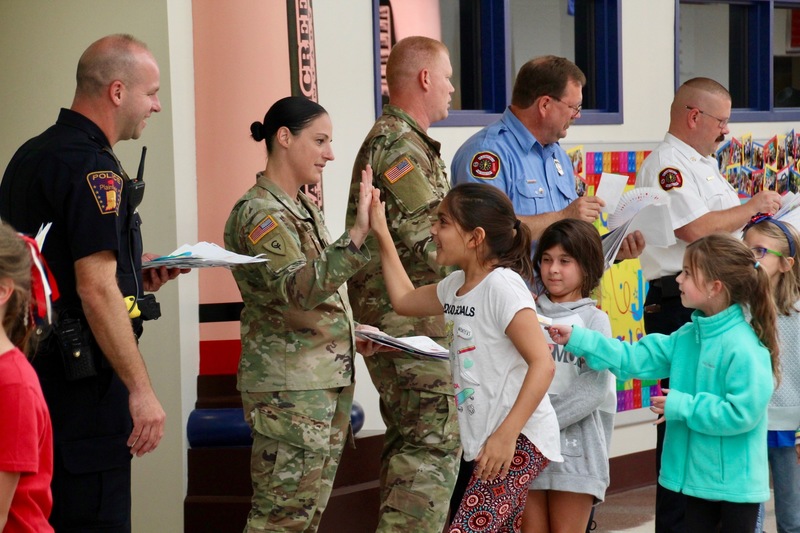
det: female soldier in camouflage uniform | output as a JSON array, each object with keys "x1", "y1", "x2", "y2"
[{"x1": 224, "y1": 96, "x2": 377, "y2": 532}]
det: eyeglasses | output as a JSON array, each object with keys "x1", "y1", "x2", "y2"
[
  {"x1": 550, "y1": 95, "x2": 582, "y2": 116},
  {"x1": 684, "y1": 105, "x2": 729, "y2": 128},
  {"x1": 751, "y1": 246, "x2": 783, "y2": 259}
]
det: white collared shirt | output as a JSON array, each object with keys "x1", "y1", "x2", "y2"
[{"x1": 635, "y1": 133, "x2": 741, "y2": 280}]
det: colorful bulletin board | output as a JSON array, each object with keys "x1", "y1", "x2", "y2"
[
  {"x1": 572, "y1": 132, "x2": 799, "y2": 413},
  {"x1": 717, "y1": 129, "x2": 800, "y2": 199},
  {"x1": 569, "y1": 147, "x2": 660, "y2": 413}
]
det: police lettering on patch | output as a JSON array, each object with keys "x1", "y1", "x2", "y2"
[
  {"x1": 470, "y1": 152, "x2": 500, "y2": 179},
  {"x1": 87, "y1": 171, "x2": 123, "y2": 215},
  {"x1": 248, "y1": 215, "x2": 278, "y2": 245},
  {"x1": 659, "y1": 168, "x2": 683, "y2": 191}
]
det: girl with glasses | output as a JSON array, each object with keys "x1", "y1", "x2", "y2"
[{"x1": 743, "y1": 215, "x2": 800, "y2": 533}]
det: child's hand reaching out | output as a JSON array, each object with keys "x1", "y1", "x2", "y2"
[
  {"x1": 546, "y1": 324, "x2": 573, "y2": 345},
  {"x1": 366, "y1": 165, "x2": 390, "y2": 241}
]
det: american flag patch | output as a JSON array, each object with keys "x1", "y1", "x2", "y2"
[
  {"x1": 248, "y1": 215, "x2": 278, "y2": 244},
  {"x1": 384, "y1": 157, "x2": 414, "y2": 183}
]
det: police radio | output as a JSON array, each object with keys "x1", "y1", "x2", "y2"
[{"x1": 127, "y1": 146, "x2": 147, "y2": 211}]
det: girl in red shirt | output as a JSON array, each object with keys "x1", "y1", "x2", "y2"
[{"x1": 0, "y1": 223, "x2": 54, "y2": 533}]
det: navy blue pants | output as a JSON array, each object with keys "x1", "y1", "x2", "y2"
[{"x1": 34, "y1": 343, "x2": 133, "y2": 533}]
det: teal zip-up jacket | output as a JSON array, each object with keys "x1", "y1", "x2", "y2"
[{"x1": 565, "y1": 304, "x2": 773, "y2": 503}]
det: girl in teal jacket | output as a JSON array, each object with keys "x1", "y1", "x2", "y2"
[{"x1": 547, "y1": 233, "x2": 779, "y2": 533}]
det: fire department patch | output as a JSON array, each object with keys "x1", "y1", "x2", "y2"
[
  {"x1": 658, "y1": 167, "x2": 683, "y2": 191},
  {"x1": 470, "y1": 152, "x2": 500, "y2": 179},
  {"x1": 87, "y1": 171, "x2": 123, "y2": 215}
]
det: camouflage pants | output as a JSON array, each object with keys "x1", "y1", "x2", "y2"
[
  {"x1": 241, "y1": 384, "x2": 354, "y2": 533},
  {"x1": 364, "y1": 350, "x2": 461, "y2": 532}
]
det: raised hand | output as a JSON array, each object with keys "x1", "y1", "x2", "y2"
[
  {"x1": 369, "y1": 177, "x2": 390, "y2": 241},
  {"x1": 350, "y1": 165, "x2": 375, "y2": 247}
]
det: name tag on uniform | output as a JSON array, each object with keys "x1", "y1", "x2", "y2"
[{"x1": 554, "y1": 158, "x2": 564, "y2": 176}]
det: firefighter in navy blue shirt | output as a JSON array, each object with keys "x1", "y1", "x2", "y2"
[{"x1": 0, "y1": 34, "x2": 186, "y2": 532}]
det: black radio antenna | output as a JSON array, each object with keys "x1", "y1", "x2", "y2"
[{"x1": 136, "y1": 146, "x2": 147, "y2": 182}]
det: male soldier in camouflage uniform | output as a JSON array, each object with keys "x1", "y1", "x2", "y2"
[
  {"x1": 346, "y1": 36, "x2": 460, "y2": 532},
  {"x1": 225, "y1": 97, "x2": 377, "y2": 532}
]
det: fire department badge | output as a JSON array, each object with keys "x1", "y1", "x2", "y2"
[{"x1": 470, "y1": 152, "x2": 501, "y2": 179}]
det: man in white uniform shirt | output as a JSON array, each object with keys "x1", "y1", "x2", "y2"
[{"x1": 635, "y1": 77, "x2": 781, "y2": 533}]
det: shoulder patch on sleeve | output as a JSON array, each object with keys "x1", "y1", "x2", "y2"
[
  {"x1": 248, "y1": 215, "x2": 278, "y2": 245},
  {"x1": 262, "y1": 233, "x2": 286, "y2": 256},
  {"x1": 658, "y1": 167, "x2": 683, "y2": 191},
  {"x1": 259, "y1": 216, "x2": 304, "y2": 275},
  {"x1": 380, "y1": 154, "x2": 439, "y2": 215},
  {"x1": 385, "y1": 156, "x2": 415, "y2": 183},
  {"x1": 470, "y1": 151, "x2": 501, "y2": 179},
  {"x1": 86, "y1": 171, "x2": 123, "y2": 215}
]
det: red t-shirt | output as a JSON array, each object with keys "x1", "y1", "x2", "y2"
[{"x1": 0, "y1": 347, "x2": 54, "y2": 532}]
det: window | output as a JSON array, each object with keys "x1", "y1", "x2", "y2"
[
  {"x1": 373, "y1": 0, "x2": 622, "y2": 126},
  {"x1": 678, "y1": 0, "x2": 800, "y2": 122}
]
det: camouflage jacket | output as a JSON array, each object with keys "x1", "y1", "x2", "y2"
[
  {"x1": 224, "y1": 173, "x2": 370, "y2": 392},
  {"x1": 347, "y1": 105, "x2": 451, "y2": 338}
]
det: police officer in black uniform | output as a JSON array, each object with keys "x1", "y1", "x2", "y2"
[{"x1": 0, "y1": 34, "x2": 185, "y2": 532}]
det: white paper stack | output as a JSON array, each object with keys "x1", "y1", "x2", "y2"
[
  {"x1": 142, "y1": 242, "x2": 268, "y2": 270},
  {"x1": 601, "y1": 187, "x2": 675, "y2": 269},
  {"x1": 355, "y1": 331, "x2": 449, "y2": 360},
  {"x1": 775, "y1": 192, "x2": 800, "y2": 231}
]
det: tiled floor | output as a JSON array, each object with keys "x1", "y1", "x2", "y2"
[{"x1": 593, "y1": 484, "x2": 777, "y2": 532}]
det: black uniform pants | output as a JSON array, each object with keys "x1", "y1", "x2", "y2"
[
  {"x1": 643, "y1": 278, "x2": 693, "y2": 533},
  {"x1": 33, "y1": 342, "x2": 133, "y2": 533}
]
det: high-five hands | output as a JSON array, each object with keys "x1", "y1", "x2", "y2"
[
  {"x1": 364, "y1": 165, "x2": 390, "y2": 240},
  {"x1": 349, "y1": 164, "x2": 377, "y2": 248}
]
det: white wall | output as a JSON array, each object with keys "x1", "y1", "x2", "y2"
[{"x1": 0, "y1": 2, "x2": 195, "y2": 532}]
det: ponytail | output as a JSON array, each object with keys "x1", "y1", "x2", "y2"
[
  {"x1": 496, "y1": 220, "x2": 535, "y2": 285},
  {"x1": 749, "y1": 262, "x2": 781, "y2": 383},
  {"x1": 686, "y1": 233, "x2": 780, "y2": 381},
  {"x1": 443, "y1": 183, "x2": 535, "y2": 284}
]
